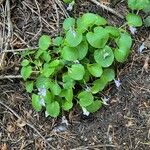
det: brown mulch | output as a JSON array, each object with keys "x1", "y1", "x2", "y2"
[{"x1": 0, "y1": 0, "x2": 150, "y2": 149}]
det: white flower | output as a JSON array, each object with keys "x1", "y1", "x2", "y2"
[
  {"x1": 129, "y1": 26, "x2": 137, "y2": 35},
  {"x1": 67, "y1": 1, "x2": 75, "y2": 11},
  {"x1": 101, "y1": 96, "x2": 110, "y2": 105},
  {"x1": 82, "y1": 107, "x2": 90, "y2": 116},
  {"x1": 45, "y1": 110, "x2": 49, "y2": 117},
  {"x1": 39, "y1": 98, "x2": 45, "y2": 106},
  {"x1": 114, "y1": 79, "x2": 121, "y2": 88},
  {"x1": 61, "y1": 116, "x2": 69, "y2": 126},
  {"x1": 138, "y1": 42, "x2": 145, "y2": 53},
  {"x1": 38, "y1": 87, "x2": 46, "y2": 97}
]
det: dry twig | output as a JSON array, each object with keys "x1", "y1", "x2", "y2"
[{"x1": 89, "y1": 0, "x2": 124, "y2": 19}]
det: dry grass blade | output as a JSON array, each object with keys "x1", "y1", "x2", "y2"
[{"x1": 89, "y1": 0, "x2": 124, "y2": 19}]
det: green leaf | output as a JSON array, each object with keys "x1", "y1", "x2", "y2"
[
  {"x1": 128, "y1": 0, "x2": 149, "y2": 10},
  {"x1": 36, "y1": 76, "x2": 51, "y2": 89},
  {"x1": 68, "y1": 64, "x2": 85, "y2": 80},
  {"x1": 78, "y1": 91, "x2": 94, "y2": 107},
  {"x1": 94, "y1": 46, "x2": 114, "y2": 68},
  {"x1": 41, "y1": 51, "x2": 51, "y2": 62},
  {"x1": 62, "y1": 73, "x2": 75, "y2": 89},
  {"x1": 35, "y1": 49, "x2": 44, "y2": 59},
  {"x1": 42, "y1": 63, "x2": 55, "y2": 77},
  {"x1": 50, "y1": 82, "x2": 61, "y2": 95},
  {"x1": 63, "y1": 17, "x2": 75, "y2": 31},
  {"x1": 33, "y1": 60, "x2": 42, "y2": 67},
  {"x1": 21, "y1": 59, "x2": 29, "y2": 66},
  {"x1": 76, "y1": 40, "x2": 88, "y2": 60},
  {"x1": 144, "y1": 16, "x2": 150, "y2": 27},
  {"x1": 39, "y1": 35, "x2": 51, "y2": 50},
  {"x1": 61, "y1": 88, "x2": 73, "y2": 101},
  {"x1": 32, "y1": 94, "x2": 42, "y2": 112},
  {"x1": 91, "y1": 78, "x2": 107, "y2": 94},
  {"x1": 21, "y1": 66, "x2": 32, "y2": 80},
  {"x1": 66, "y1": 30, "x2": 82, "y2": 47},
  {"x1": 46, "y1": 101, "x2": 60, "y2": 117},
  {"x1": 105, "y1": 26, "x2": 120, "y2": 37},
  {"x1": 101, "y1": 68, "x2": 115, "y2": 82},
  {"x1": 61, "y1": 46, "x2": 78, "y2": 61},
  {"x1": 77, "y1": 13, "x2": 107, "y2": 33},
  {"x1": 126, "y1": 13, "x2": 142, "y2": 27},
  {"x1": 25, "y1": 81, "x2": 33, "y2": 93},
  {"x1": 87, "y1": 63, "x2": 103, "y2": 77},
  {"x1": 114, "y1": 47, "x2": 130, "y2": 63},
  {"x1": 53, "y1": 36, "x2": 63, "y2": 46},
  {"x1": 49, "y1": 59, "x2": 60, "y2": 67},
  {"x1": 116, "y1": 32, "x2": 132, "y2": 50},
  {"x1": 86, "y1": 100, "x2": 102, "y2": 113},
  {"x1": 44, "y1": 90, "x2": 53, "y2": 104},
  {"x1": 63, "y1": 0, "x2": 73, "y2": 3},
  {"x1": 86, "y1": 27, "x2": 109, "y2": 48},
  {"x1": 143, "y1": 1, "x2": 150, "y2": 13},
  {"x1": 62, "y1": 100, "x2": 73, "y2": 111}
]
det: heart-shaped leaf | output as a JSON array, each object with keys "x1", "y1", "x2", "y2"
[
  {"x1": 21, "y1": 59, "x2": 29, "y2": 66},
  {"x1": 86, "y1": 100, "x2": 102, "y2": 113},
  {"x1": 61, "y1": 46, "x2": 78, "y2": 61},
  {"x1": 94, "y1": 46, "x2": 114, "y2": 68},
  {"x1": 36, "y1": 76, "x2": 51, "y2": 89},
  {"x1": 87, "y1": 63, "x2": 103, "y2": 77},
  {"x1": 128, "y1": 0, "x2": 149, "y2": 10},
  {"x1": 21, "y1": 66, "x2": 32, "y2": 80},
  {"x1": 126, "y1": 13, "x2": 142, "y2": 27},
  {"x1": 63, "y1": 17, "x2": 75, "y2": 31},
  {"x1": 77, "y1": 13, "x2": 107, "y2": 33},
  {"x1": 53, "y1": 36, "x2": 63, "y2": 46},
  {"x1": 25, "y1": 81, "x2": 33, "y2": 93},
  {"x1": 44, "y1": 90, "x2": 53, "y2": 105},
  {"x1": 101, "y1": 68, "x2": 115, "y2": 82},
  {"x1": 105, "y1": 26, "x2": 120, "y2": 38},
  {"x1": 50, "y1": 82, "x2": 61, "y2": 96},
  {"x1": 39, "y1": 35, "x2": 51, "y2": 50},
  {"x1": 42, "y1": 51, "x2": 51, "y2": 62},
  {"x1": 76, "y1": 40, "x2": 88, "y2": 60},
  {"x1": 78, "y1": 91, "x2": 94, "y2": 107},
  {"x1": 62, "y1": 73, "x2": 75, "y2": 89},
  {"x1": 144, "y1": 16, "x2": 150, "y2": 27},
  {"x1": 46, "y1": 101, "x2": 60, "y2": 117},
  {"x1": 62, "y1": 100, "x2": 73, "y2": 111},
  {"x1": 66, "y1": 29, "x2": 82, "y2": 47},
  {"x1": 91, "y1": 78, "x2": 107, "y2": 94},
  {"x1": 115, "y1": 32, "x2": 132, "y2": 50},
  {"x1": 32, "y1": 94, "x2": 42, "y2": 112},
  {"x1": 86, "y1": 27, "x2": 109, "y2": 48},
  {"x1": 114, "y1": 47, "x2": 130, "y2": 63},
  {"x1": 68, "y1": 64, "x2": 85, "y2": 80}
]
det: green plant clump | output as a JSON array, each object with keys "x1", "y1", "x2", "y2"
[
  {"x1": 21, "y1": 13, "x2": 132, "y2": 117},
  {"x1": 126, "y1": 0, "x2": 150, "y2": 27}
]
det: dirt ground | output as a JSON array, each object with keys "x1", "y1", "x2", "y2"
[{"x1": 0, "y1": 0, "x2": 150, "y2": 149}]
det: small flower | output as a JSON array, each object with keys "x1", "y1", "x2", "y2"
[
  {"x1": 138, "y1": 42, "x2": 145, "y2": 53},
  {"x1": 67, "y1": 1, "x2": 75, "y2": 11},
  {"x1": 82, "y1": 107, "x2": 90, "y2": 116},
  {"x1": 45, "y1": 110, "x2": 49, "y2": 117},
  {"x1": 129, "y1": 26, "x2": 137, "y2": 35},
  {"x1": 61, "y1": 116, "x2": 69, "y2": 126},
  {"x1": 70, "y1": 28, "x2": 76, "y2": 37},
  {"x1": 38, "y1": 87, "x2": 46, "y2": 97},
  {"x1": 101, "y1": 96, "x2": 110, "y2": 105},
  {"x1": 39, "y1": 98, "x2": 45, "y2": 106},
  {"x1": 114, "y1": 79, "x2": 121, "y2": 88}
]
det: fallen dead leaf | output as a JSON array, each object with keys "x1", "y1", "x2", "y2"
[
  {"x1": 143, "y1": 56, "x2": 149, "y2": 73},
  {"x1": 16, "y1": 118, "x2": 27, "y2": 128}
]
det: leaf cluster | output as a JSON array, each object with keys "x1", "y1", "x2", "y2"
[
  {"x1": 126, "y1": 0, "x2": 150, "y2": 27},
  {"x1": 21, "y1": 13, "x2": 132, "y2": 117}
]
